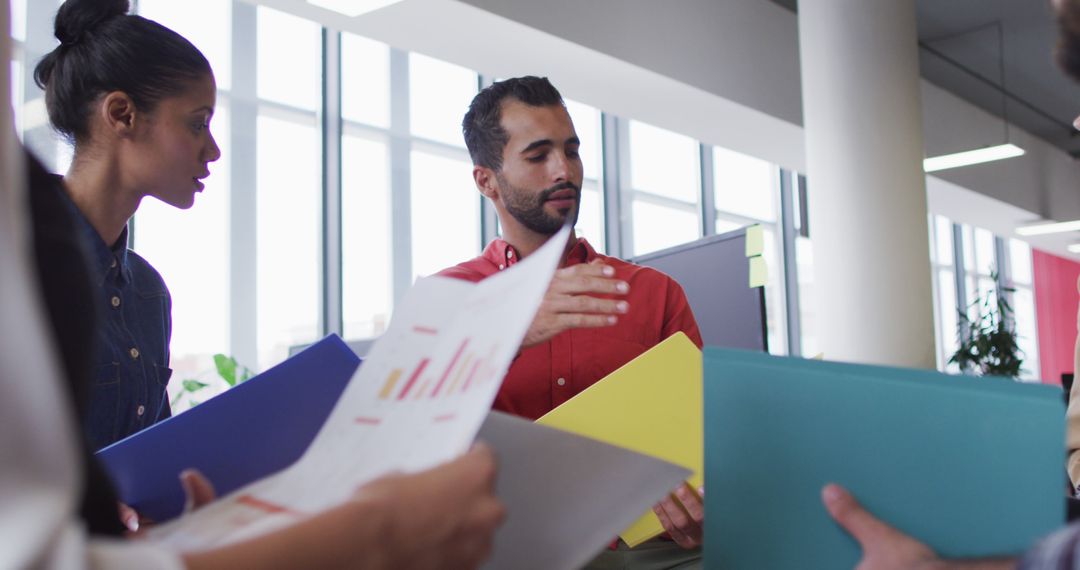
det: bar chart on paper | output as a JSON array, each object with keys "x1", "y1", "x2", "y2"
[{"x1": 148, "y1": 226, "x2": 572, "y2": 550}]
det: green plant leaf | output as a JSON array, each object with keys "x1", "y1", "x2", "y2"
[
  {"x1": 214, "y1": 353, "x2": 238, "y2": 387},
  {"x1": 182, "y1": 379, "x2": 209, "y2": 392}
]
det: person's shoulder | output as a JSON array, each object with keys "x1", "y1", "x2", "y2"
[
  {"x1": 435, "y1": 256, "x2": 495, "y2": 283},
  {"x1": 125, "y1": 251, "x2": 170, "y2": 297}
]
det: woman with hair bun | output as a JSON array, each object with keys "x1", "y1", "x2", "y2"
[
  {"x1": 34, "y1": 0, "x2": 220, "y2": 451},
  {"x1": 3, "y1": 1, "x2": 504, "y2": 568}
]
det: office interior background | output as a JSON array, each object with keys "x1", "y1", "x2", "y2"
[{"x1": 8, "y1": 0, "x2": 1080, "y2": 408}]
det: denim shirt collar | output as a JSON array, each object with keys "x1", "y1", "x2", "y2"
[{"x1": 62, "y1": 184, "x2": 131, "y2": 286}]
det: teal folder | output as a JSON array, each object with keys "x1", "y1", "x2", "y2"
[{"x1": 704, "y1": 348, "x2": 1065, "y2": 569}]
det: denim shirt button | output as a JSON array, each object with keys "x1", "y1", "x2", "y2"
[
  {"x1": 111, "y1": 296, "x2": 121, "y2": 308},
  {"x1": 129, "y1": 347, "x2": 140, "y2": 360},
  {"x1": 136, "y1": 404, "x2": 145, "y2": 417}
]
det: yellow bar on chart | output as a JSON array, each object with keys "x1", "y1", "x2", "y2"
[
  {"x1": 378, "y1": 369, "x2": 403, "y2": 400},
  {"x1": 446, "y1": 354, "x2": 474, "y2": 395}
]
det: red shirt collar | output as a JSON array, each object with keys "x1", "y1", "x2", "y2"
[{"x1": 482, "y1": 235, "x2": 598, "y2": 270}]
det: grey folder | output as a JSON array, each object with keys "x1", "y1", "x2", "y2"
[
  {"x1": 476, "y1": 411, "x2": 691, "y2": 570},
  {"x1": 704, "y1": 348, "x2": 1065, "y2": 569}
]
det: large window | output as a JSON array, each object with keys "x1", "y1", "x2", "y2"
[
  {"x1": 9, "y1": 1, "x2": 816, "y2": 398},
  {"x1": 410, "y1": 148, "x2": 479, "y2": 278},
  {"x1": 1008, "y1": 239, "x2": 1040, "y2": 380},
  {"x1": 626, "y1": 120, "x2": 701, "y2": 256},
  {"x1": 565, "y1": 99, "x2": 604, "y2": 251},
  {"x1": 252, "y1": 8, "x2": 323, "y2": 370},
  {"x1": 929, "y1": 215, "x2": 1041, "y2": 380}
]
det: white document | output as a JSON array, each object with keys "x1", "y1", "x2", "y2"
[
  {"x1": 150, "y1": 226, "x2": 572, "y2": 549},
  {"x1": 476, "y1": 412, "x2": 692, "y2": 570}
]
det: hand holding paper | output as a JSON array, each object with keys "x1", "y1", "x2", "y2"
[{"x1": 351, "y1": 445, "x2": 505, "y2": 570}]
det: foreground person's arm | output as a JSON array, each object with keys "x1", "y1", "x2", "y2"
[
  {"x1": 822, "y1": 484, "x2": 1016, "y2": 570},
  {"x1": 185, "y1": 445, "x2": 505, "y2": 570}
]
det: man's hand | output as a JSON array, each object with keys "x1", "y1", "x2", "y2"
[
  {"x1": 522, "y1": 260, "x2": 629, "y2": 348},
  {"x1": 822, "y1": 484, "x2": 1016, "y2": 570},
  {"x1": 352, "y1": 444, "x2": 506, "y2": 570},
  {"x1": 653, "y1": 483, "x2": 704, "y2": 549}
]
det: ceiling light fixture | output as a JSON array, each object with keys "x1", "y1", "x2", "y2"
[
  {"x1": 306, "y1": 0, "x2": 404, "y2": 17},
  {"x1": 923, "y1": 143, "x2": 1025, "y2": 172},
  {"x1": 1016, "y1": 219, "x2": 1080, "y2": 236},
  {"x1": 921, "y1": 22, "x2": 1025, "y2": 173}
]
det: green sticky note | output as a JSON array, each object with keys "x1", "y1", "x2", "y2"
[
  {"x1": 748, "y1": 255, "x2": 767, "y2": 288},
  {"x1": 744, "y1": 224, "x2": 764, "y2": 258}
]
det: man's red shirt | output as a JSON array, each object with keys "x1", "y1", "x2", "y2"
[{"x1": 437, "y1": 236, "x2": 703, "y2": 420}]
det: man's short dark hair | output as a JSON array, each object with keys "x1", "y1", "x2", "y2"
[
  {"x1": 462, "y1": 76, "x2": 565, "y2": 171},
  {"x1": 1057, "y1": 0, "x2": 1080, "y2": 81}
]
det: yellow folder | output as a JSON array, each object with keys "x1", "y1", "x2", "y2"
[{"x1": 535, "y1": 332, "x2": 703, "y2": 547}]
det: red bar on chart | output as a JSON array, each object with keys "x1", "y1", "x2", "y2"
[
  {"x1": 237, "y1": 494, "x2": 301, "y2": 517},
  {"x1": 412, "y1": 325, "x2": 439, "y2": 335},
  {"x1": 434, "y1": 413, "x2": 456, "y2": 423},
  {"x1": 354, "y1": 416, "x2": 381, "y2": 425},
  {"x1": 397, "y1": 358, "x2": 430, "y2": 400},
  {"x1": 431, "y1": 339, "x2": 469, "y2": 397}
]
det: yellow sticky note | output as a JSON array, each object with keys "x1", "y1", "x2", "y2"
[
  {"x1": 744, "y1": 224, "x2": 764, "y2": 258},
  {"x1": 749, "y1": 255, "x2": 767, "y2": 288},
  {"x1": 536, "y1": 333, "x2": 702, "y2": 548}
]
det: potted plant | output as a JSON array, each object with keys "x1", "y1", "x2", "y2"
[{"x1": 948, "y1": 270, "x2": 1024, "y2": 379}]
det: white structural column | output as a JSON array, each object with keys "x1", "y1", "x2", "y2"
[{"x1": 798, "y1": 0, "x2": 936, "y2": 368}]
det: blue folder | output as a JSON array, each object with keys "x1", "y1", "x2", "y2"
[
  {"x1": 96, "y1": 334, "x2": 361, "y2": 522},
  {"x1": 704, "y1": 348, "x2": 1065, "y2": 569}
]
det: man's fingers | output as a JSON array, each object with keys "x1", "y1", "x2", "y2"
[
  {"x1": 550, "y1": 268, "x2": 628, "y2": 296},
  {"x1": 547, "y1": 295, "x2": 628, "y2": 316},
  {"x1": 822, "y1": 484, "x2": 898, "y2": 550},
  {"x1": 556, "y1": 313, "x2": 619, "y2": 330},
  {"x1": 655, "y1": 497, "x2": 696, "y2": 548},
  {"x1": 675, "y1": 484, "x2": 704, "y2": 524}
]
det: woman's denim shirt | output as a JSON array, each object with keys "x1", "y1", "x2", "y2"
[{"x1": 66, "y1": 191, "x2": 173, "y2": 451}]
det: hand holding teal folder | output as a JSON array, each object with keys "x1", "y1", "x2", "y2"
[{"x1": 704, "y1": 349, "x2": 1064, "y2": 569}]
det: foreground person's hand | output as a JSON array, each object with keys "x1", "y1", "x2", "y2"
[
  {"x1": 351, "y1": 444, "x2": 506, "y2": 569},
  {"x1": 822, "y1": 484, "x2": 1015, "y2": 570}
]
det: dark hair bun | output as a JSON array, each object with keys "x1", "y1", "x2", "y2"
[
  {"x1": 33, "y1": 0, "x2": 210, "y2": 143},
  {"x1": 54, "y1": 0, "x2": 130, "y2": 46}
]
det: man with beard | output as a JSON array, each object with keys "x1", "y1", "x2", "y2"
[{"x1": 438, "y1": 76, "x2": 706, "y2": 568}]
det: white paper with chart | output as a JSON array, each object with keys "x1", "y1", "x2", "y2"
[{"x1": 148, "y1": 226, "x2": 572, "y2": 548}]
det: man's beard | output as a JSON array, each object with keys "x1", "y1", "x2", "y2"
[{"x1": 497, "y1": 174, "x2": 581, "y2": 236}]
